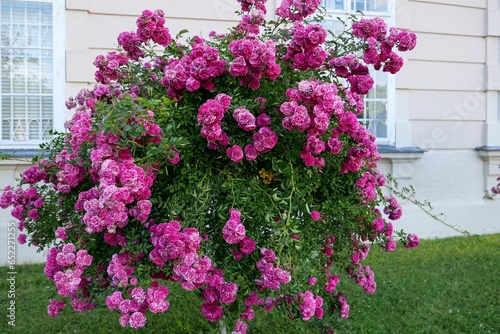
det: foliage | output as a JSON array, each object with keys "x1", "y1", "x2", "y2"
[{"x1": 0, "y1": 1, "x2": 418, "y2": 332}]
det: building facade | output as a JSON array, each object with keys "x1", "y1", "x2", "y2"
[{"x1": 1, "y1": 0, "x2": 499, "y2": 264}]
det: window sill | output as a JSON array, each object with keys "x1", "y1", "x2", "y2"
[
  {"x1": 0, "y1": 149, "x2": 44, "y2": 158},
  {"x1": 0, "y1": 149, "x2": 45, "y2": 166},
  {"x1": 378, "y1": 145, "x2": 426, "y2": 179}
]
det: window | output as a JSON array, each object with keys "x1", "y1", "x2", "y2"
[
  {"x1": 323, "y1": 0, "x2": 388, "y2": 13},
  {"x1": 0, "y1": 0, "x2": 64, "y2": 149},
  {"x1": 322, "y1": 0, "x2": 395, "y2": 144}
]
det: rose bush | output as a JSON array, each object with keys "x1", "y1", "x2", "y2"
[{"x1": 0, "y1": 0, "x2": 419, "y2": 332}]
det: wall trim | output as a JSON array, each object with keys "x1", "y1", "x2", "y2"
[
  {"x1": 477, "y1": 146, "x2": 500, "y2": 196},
  {"x1": 378, "y1": 145, "x2": 426, "y2": 179}
]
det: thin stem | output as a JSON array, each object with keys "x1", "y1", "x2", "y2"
[
  {"x1": 218, "y1": 319, "x2": 227, "y2": 334},
  {"x1": 385, "y1": 174, "x2": 476, "y2": 238}
]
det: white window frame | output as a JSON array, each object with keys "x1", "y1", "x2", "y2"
[
  {"x1": 0, "y1": 0, "x2": 65, "y2": 149},
  {"x1": 321, "y1": 0, "x2": 396, "y2": 145}
]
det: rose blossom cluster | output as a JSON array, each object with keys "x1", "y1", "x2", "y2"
[
  {"x1": 107, "y1": 252, "x2": 138, "y2": 287},
  {"x1": 249, "y1": 126, "x2": 278, "y2": 157},
  {"x1": 355, "y1": 171, "x2": 385, "y2": 202},
  {"x1": 384, "y1": 196, "x2": 403, "y2": 220},
  {"x1": 0, "y1": 183, "x2": 45, "y2": 244},
  {"x1": 94, "y1": 51, "x2": 129, "y2": 84},
  {"x1": 279, "y1": 87, "x2": 308, "y2": 125},
  {"x1": 235, "y1": 0, "x2": 267, "y2": 34},
  {"x1": 53, "y1": 150, "x2": 87, "y2": 194},
  {"x1": 65, "y1": 86, "x2": 108, "y2": 113},
  {"x1": 149, "y1": 221, "x2": 209, "y2": 290},
  {"x1": 30, "y1": 94, "x2": 95, "y2": 197},
  {"x1": 65, "y1": 110, "x2": 95, "y2": 156},
  {"x1": 237, "y1": 9, "x2": 266, "y2": 34},
  {"x1": 322, "y1": 234, "x2": 336, "y2": 259},
  {"x1": 335, "y1": 112, "x2": 380, "y2": 174},
  {"x1": 149, "y1": 220, "x2": 202, "y2": 267},
  {"x1": 275, "y1": 0, "x2": 321, "y2": 22},
  {"x1": 136, "y1": 9, "x2": 172, "y2": 46},
  {"x1": 64, "y1": 88, "x2": 158, "y2": 235},
  {"x1": 65, "y1": 85, "x2": 119, "y2": 118},
  {"x1": 378, "y1": 225, "x2": 398, "y2": 253},
  {"x1": 222, "y1": 208, "x2": 247, "y2": 244},
  {"x1": 173, "y1": 252, "x2": 213, "y2": 291},
  {"x1": 47, "y1": 299, "x2": 66, "y2": 317},
  {"x1": 370, "y1": 209, "x2": 384, "y2": 231},
  {"x1": 77, "y1": 155, "x2": 154, "y2": 233},
  {"x1": 223, "y1": 209, "x2": 257, "y2": 260},
  {"x1": 117, "y1": 9, "x2": 172, "y2": 61},
  {"x1": 44, "y1": 244, "x2": 95, "y2": 315},
  {"x1": 297, "y1": 290, "x2": 324, "y2": 320},
  {"x1": 255, "y1": 248, "x2": 292, "y2": 290},
  {"x1": 382, "y1": 234, "x2": 397, "y2": 252},
  {"x1": 405, "y1": 233, "x2": 420, "y2": 249},
  {"x1": 106, "y1": 282, "x2": 170, "y2": 329},
  {"x1": 341, "y1": 87, "x2": 365, "y2": 115},
  {"x1": 226, "y1": 107, "x2": 257, "y2": 162},
  {"x1": 161, "y1": 37, "x2": 227, "y2": 98},
  {"x1": 228, "y1": 127, "x2": 278, "y2": 162},
  {"x1": 350, "y1": 241, "x2": 370, "y2": 265},
  {"x1": 335, "y1": 294, "x2": 350, "y2": 319},
  {"x1": 233, "y1": 107, "x2": 257, "y2": 132},
  {"x1": 352, "y1": 17, "x2": 417, "y2": 74},
  {"x1": 197, "y1": 93, "x2": 278, "y2": 162},
  {"x1": 324, "y1": 273, "x2": 340, "y2": 293},
  {"x1": 98, "y1": 17, "x2": 167, "y2": 91},
  {"x1": 329, "y1": 54, "x2": 374, "y2": 95},
  {"x1": 117, "y1": 31, "x2": 145, "y2": 61},
  {"x1": 346, "y1": 239, "x2": 376, "y2": 294},
  {"x1": 231, "y1": 236, "x2": 257, "y2": 261},
  {"x1": 237, "y1": 0, "x2": 267, "y2": 12},
  {"x1": 491, "y1": 173, "x2": 500, "y2": 195},
  {"x1": 280, "y1": 80, "x2": 344, "y2": 167},
  {"x1": 198, "y1": 93, "x2": 231, "y2": 149},
  {"x1": 228, "y1": 35, "x2": 281, "y2": 90},
  {"x1": 199, "y1": 269, "x2": 239, "y2": 322},
  {"x1": 349, "y1": 264, "x2": 377, "y2": 294},
  {"x1": 232, "y1": 319, "x2": 249, "y2": 334},
  {"x1": 285, "y1": 22, "x2": 327, "y2": 70},
  {"x1": 148, "y1": 220, "x2": 239, "y2": 322},
  {"x1": 320, "y1": 235, "x2": 343, "y2": 294}
]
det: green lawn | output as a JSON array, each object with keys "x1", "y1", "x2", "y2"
[{"x1": 1, "y1": 234, "x2": 499, "y2": 334}]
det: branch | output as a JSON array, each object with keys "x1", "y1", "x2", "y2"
[{"x1": 385, "y1": 174, "x2": 477, "y2": 238}]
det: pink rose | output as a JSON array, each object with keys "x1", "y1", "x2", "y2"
[
  {"x1": 226, "y1": 145, "x2": 244, "y2": 163},
  {"x1": 222, "y1": 219, "x2": 246, "y2": 244},
  {"x1": 310, "y1": 211, "x2": 321, "y2": 221}
]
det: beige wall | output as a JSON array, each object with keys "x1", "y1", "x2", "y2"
[
  {"x1": 389, "y1": 0, "x2": 500, "y2": 237},
  {"x1": 395, "y1": 0, "x2": 500, "y2": 150}
]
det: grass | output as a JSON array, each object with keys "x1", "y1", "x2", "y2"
[{"x1": 1, "y1": 234, "x2": 499, "y2": 334}]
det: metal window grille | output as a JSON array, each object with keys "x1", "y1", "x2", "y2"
[{"x1": 0, "y1": 1, "x2": 53, "y2": 143}]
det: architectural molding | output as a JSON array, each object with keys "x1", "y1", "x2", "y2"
[
  {"x1": 378, "y1": 145, "x2": 426, "y2": 179},
  {"x1": 477, "y1": 146, "x2": 500, "y2": 195}
]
